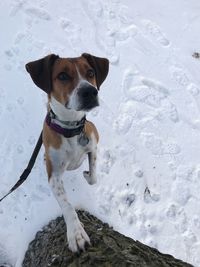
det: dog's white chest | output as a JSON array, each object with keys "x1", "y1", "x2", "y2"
[
  {"x1": 64, "y1": 136, "x2": 88, "y2": 170},
  {"x1": 49, "y1": 135, "x2": 92, "y2": 173}
]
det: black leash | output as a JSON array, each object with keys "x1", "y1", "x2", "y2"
[{"x1": 0, "y1": 131, "x2": 43, "y2": 202}]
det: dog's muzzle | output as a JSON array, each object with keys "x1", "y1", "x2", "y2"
[{"x1": 78, "y1": 84, "x2": 99, "y2": 111}]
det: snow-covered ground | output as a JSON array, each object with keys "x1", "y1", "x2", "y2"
[{"x1": 0, "y1": 0, "x2": 200, "y2": 266}]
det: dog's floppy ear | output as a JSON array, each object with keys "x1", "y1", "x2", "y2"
[
  {"x1": 25, "y1": 54, "x2": 59, "y2": 94},
  {"x1": 82, "y1": 53, "x2": 109, "y2": 89}
]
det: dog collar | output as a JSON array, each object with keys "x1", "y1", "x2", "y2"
[{"x1": 45, "y1": 110, "x2": 87, "y2": 139}]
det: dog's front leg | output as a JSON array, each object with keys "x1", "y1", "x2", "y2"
[
  {"x1": 49, "y1": 173, "x2": 90, "y2": 252},
  {"x1": 83, "y1": 148, "x2": 97, "y2": 185}
]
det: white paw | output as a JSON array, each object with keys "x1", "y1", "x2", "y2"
[
  {"x1": 83, "y1": 171, "x2": 97, "y2": 185},
  {"x1": 67, "y1": 220, "x2": 90, "y2": 252}
]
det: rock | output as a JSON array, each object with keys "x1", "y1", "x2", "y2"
[{"x1": 22, "y1": 211, "x2": 193, "y2": 267}]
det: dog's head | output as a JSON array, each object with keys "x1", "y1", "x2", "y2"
[{"x1": 25, "y1": 53, "x2": 109, "y2": 111}]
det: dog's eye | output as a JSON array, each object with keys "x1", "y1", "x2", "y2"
[
  {"x1": 87, "y1": 69, "x2": 95, "y2": 78},
  {"x1": 57, "y1": 72, "x2": 71, "y2": 81}
]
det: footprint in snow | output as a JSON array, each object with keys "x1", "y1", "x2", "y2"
[
  {"x1": 28, "y1": 136, "x2": 36, "y2": 146},
  {"x1": 141, "y1": 19, "x2": 170, "y2": 47},
  {"x1": 99, "y1": 149, "x2": 116, "y2": 174},
  {"x1": 124, "y1": 193, "x2": 136, "y2": 207},
  {"x1": 161, "y1": 101, "x2": 179, "y2": 123},
  {"x1": 122, "y1": 71, "x2": 170, "y2": 109},
  {"x1": 144, "y1": 187, "x2": 160, "y2": 203},
  {"x1": 122, "y1": 69, "x2": 139, "y2": 94},
  {"x1": 166, "y1": 204, "x2": 178, "y2": 218},
  {"x1": 142, "y1": 133, "x2": 164, "y2": 155},
  {"x1": 81, "y1": 0, "x2": 103, "y2": 20},
  {"x1": 127, "y1": 85, "x2": 167, "y2": 108},
  {"x1": 120, "y1": 70, "x2": 179, "y2": 126},
  {"x1": 113, "y1": 113, "x2": 134, "y2": 134},
  {"x1": 172, "y1": 181, "x2": 191, "y2": 206},
  {"x1": 187, "y1": 83, "x2": 200, "y2": 97},
  {"x1": 14, "y1": 32, "x2": 26, "y2": 45},
  {"x1": 10, "y1": 0, "x2": 26, "y2": 16},
  {"x1": 59, "y1": 18, "x2": 82, "y2": 53},
  {"x1": 17, "y1": 97, "x2": 24, "y2": 106},
  {"x1": 81, "y1": 0, "x2": 135, "y2": 64},
  {"x1": 193, "y1": 215, "x2": 200, "y2": 229},
  {"x1": 170, "y1": 66, "x2": 190, "y2": 86},
  {"x1": 187, "y1": 83, "x2": 200, "y2": 113},
  {"x1": 141, "y1": 78, "x2": 169, "y2": 96},
  {"x1": 142, "y1": 133, "x2": 181, "y2": 156},
  {"x1": 24, "y1": 6, "x2": 51, "y2": 21}
]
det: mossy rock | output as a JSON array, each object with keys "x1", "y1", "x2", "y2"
[{"x1": 22, "y1": 211, "x2": 194, "y2": 267}]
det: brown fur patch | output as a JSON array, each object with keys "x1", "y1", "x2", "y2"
[
  {"x1": 84, "y1": 120, "x2": 99, "y2": 143},
  {"x1": 43, "y1": 121, "x2": 62, "y2": 149},
  {"x1": 75, "y1": 58, "x2": 97, "y2": 88},
  {"x1": 43, "y1": 122, "x2": 62, "y2": 180}
]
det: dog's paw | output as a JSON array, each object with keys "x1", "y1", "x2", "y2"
[
  {"x1": 83, "y1": 171, "x2": 97, "y2": 185},
  {"x1": 67, "y1": 220, "x2": 90, "y2": 252}
]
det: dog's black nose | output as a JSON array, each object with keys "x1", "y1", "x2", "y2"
[
  {"x1": 78, "y1": 84, "x2": 99, "y2": 111},
  {"x1": 78, "y1": 85, "x2": 98, "y2": 98}
]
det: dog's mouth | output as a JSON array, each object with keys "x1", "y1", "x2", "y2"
[
  {"x1": 65, "y1": 97, "x2": 99, "y2": 111},
  {"x1": 78, "y1": 98, "x2": 99, "y2": 111}
]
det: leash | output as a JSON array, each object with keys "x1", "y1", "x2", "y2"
[{"x1": 0, "y1": 131, "x2": 43, "y2": 202}]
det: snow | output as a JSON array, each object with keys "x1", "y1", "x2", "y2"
[{"x1": 0, "y1": 0, "x2": 200, "y2": 266}]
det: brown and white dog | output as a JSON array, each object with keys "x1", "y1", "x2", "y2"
[{"x1": 25, "y1": 53, "x2": 109, "y2": 252}]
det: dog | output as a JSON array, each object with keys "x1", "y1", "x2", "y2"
[{"x1": 25, "y1": 53, "x2": 109, "y2": 252}]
